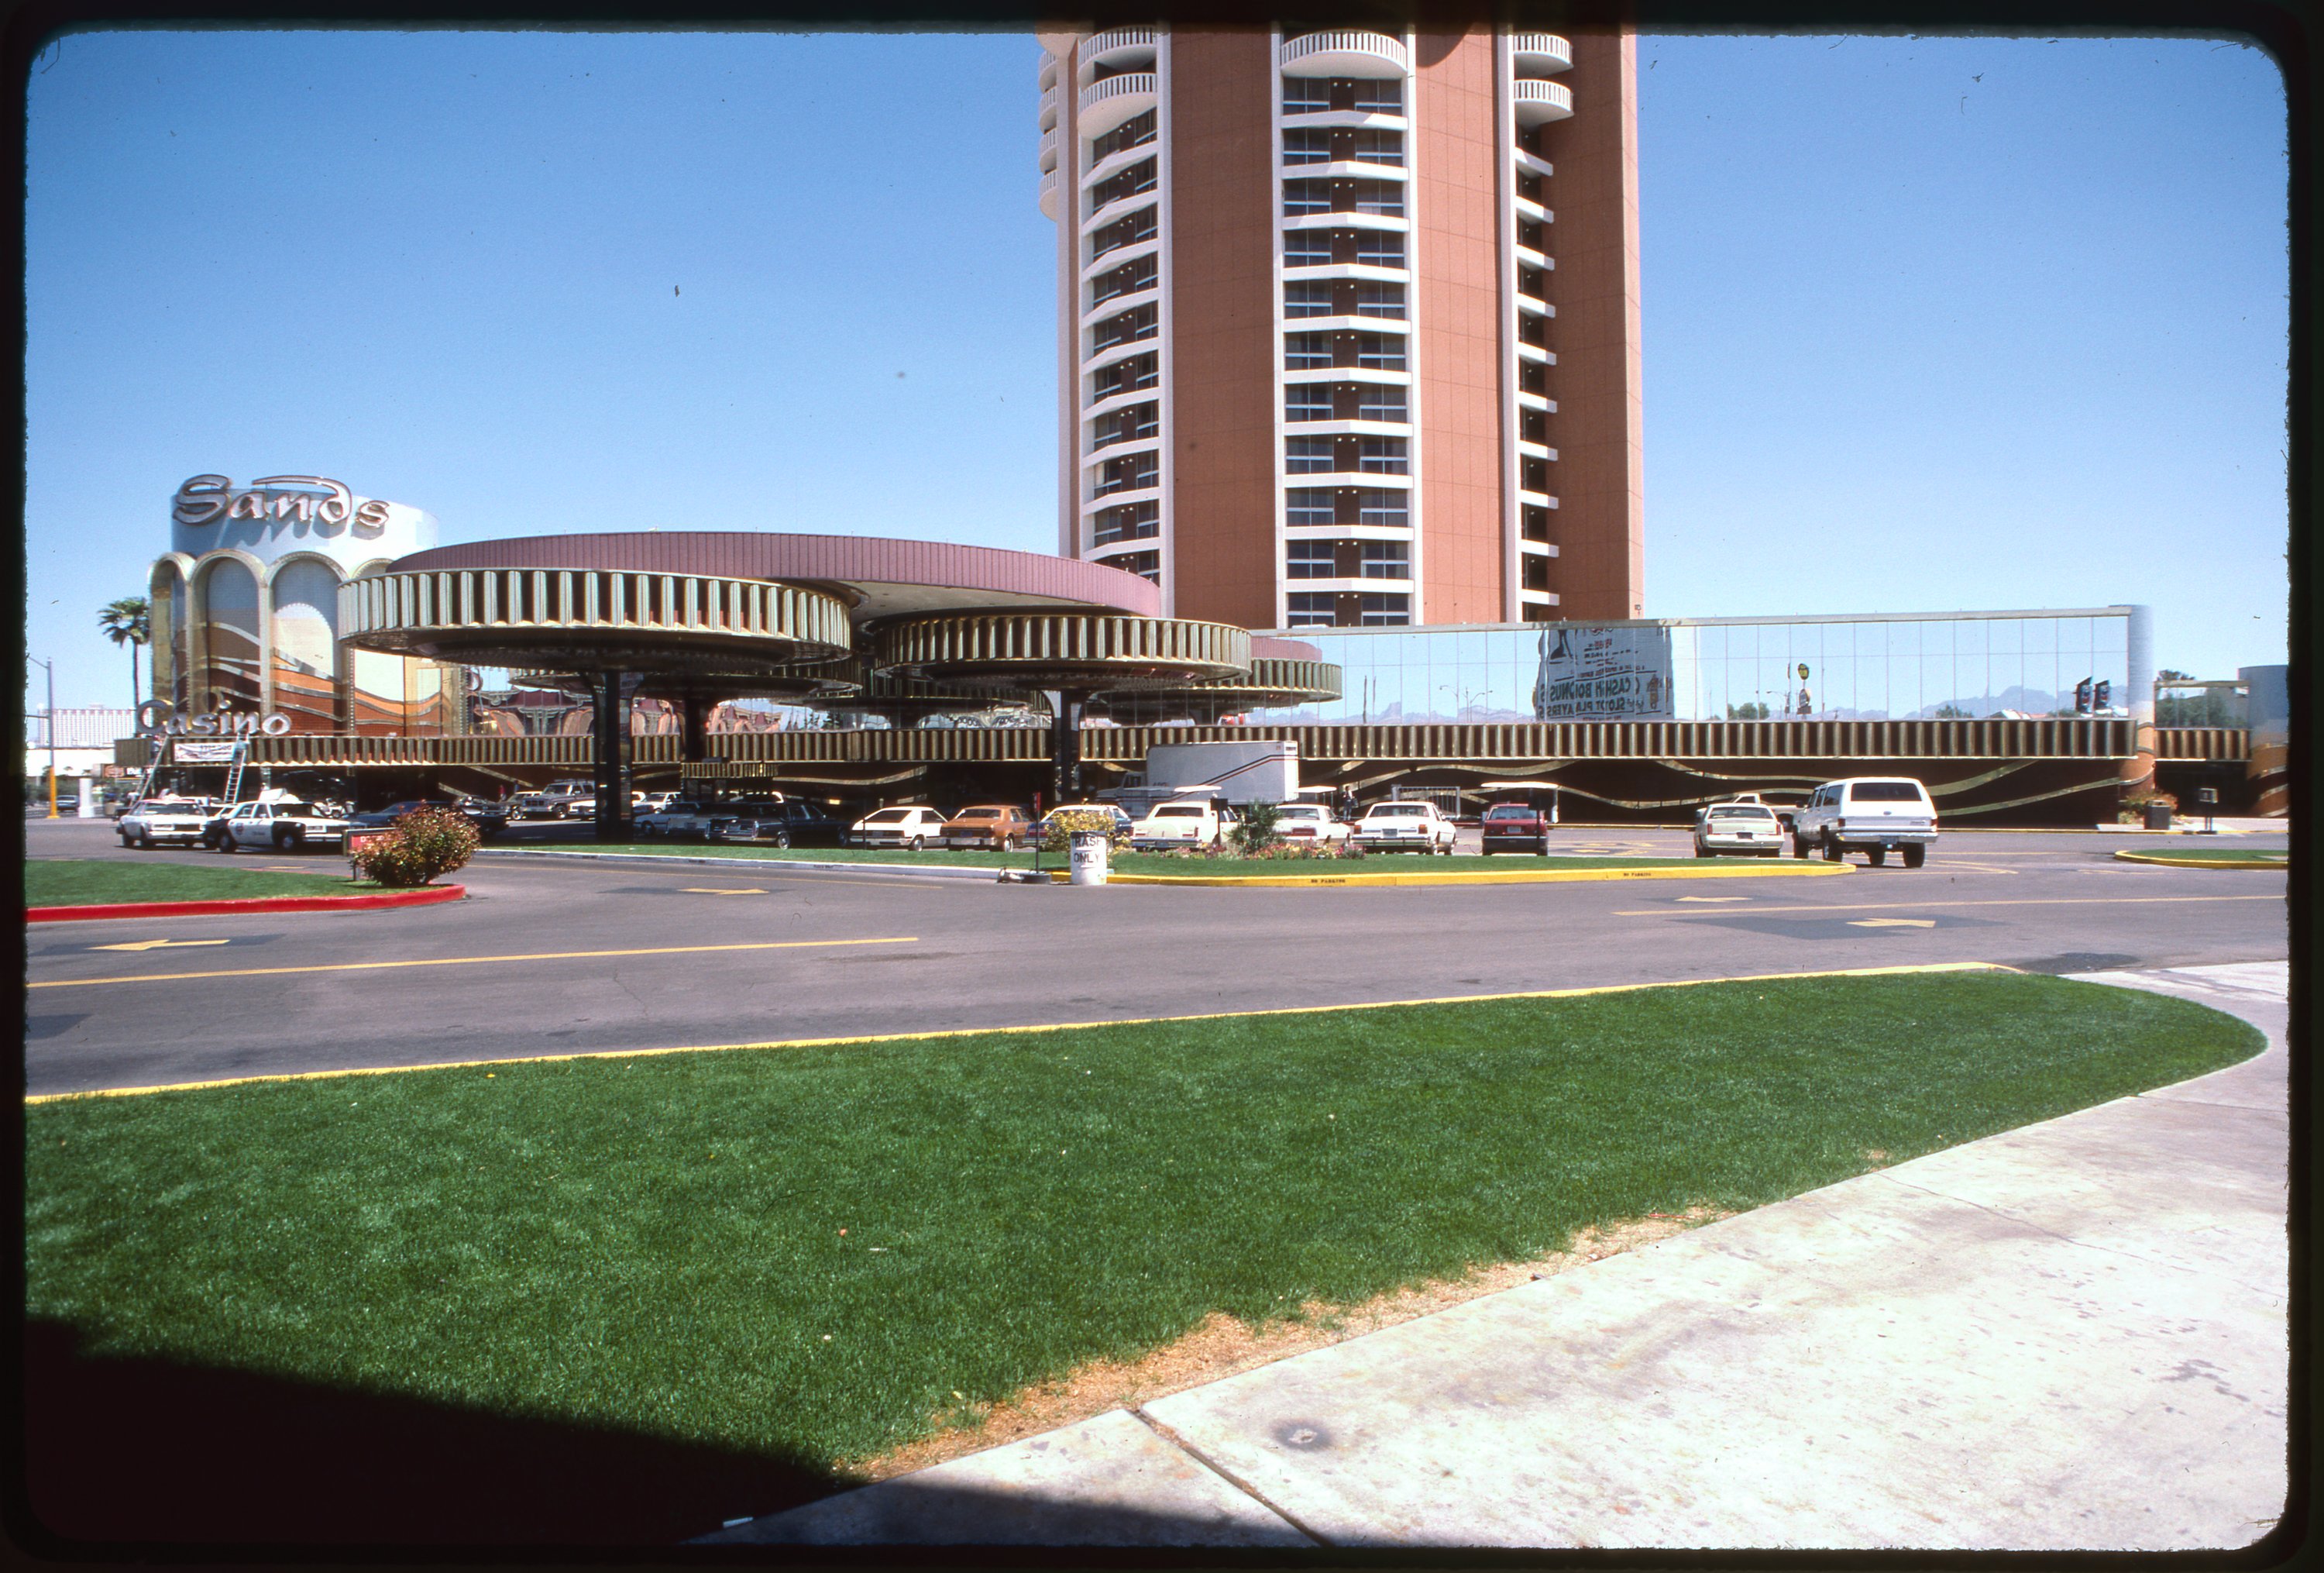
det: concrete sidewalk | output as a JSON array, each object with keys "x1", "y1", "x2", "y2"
[{"x1": 703, "y1": 962, "x2": 2290, "y2": 1552}]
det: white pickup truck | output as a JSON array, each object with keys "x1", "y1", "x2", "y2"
[
  {"x1": 117, "y1": 797, "x2": 220, "y2": 849},
  {"x1": 1353, "y1": 800, "x2": 1458, "y2": 855},
  {"x1": 211, "y1": 797, "x2": 352, "y2": 853}
]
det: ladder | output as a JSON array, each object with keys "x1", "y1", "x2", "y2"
[
  {"x1": 221, "y1": 738, "x2": 253, "y2": 806},
  {"x1": 131, "y1": 733, "x2": 172, "y2": 805}
]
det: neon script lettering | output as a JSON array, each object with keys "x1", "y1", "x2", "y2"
[{"x1": 174, "y1": 474, "x2": 391, "y2": 535}]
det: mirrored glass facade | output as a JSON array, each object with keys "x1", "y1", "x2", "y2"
[{"x1": 1248, "y1": 609, "x2": 2136, "y2": 726}]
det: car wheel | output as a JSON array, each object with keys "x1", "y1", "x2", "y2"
[
  {"x1": 1866, "y1": 847, "x2": 1887, "y2": 867},
  {"x1": 773, "y1": 828, "x2": 791, "y2": 849},
  {"x1": 908, "y1": 835, "x2": 925, "y2": 851},
  {"x1": 1821, "y1": 835, "x2": 1842, "y2": 862},
  {"x1": 216, "y1": 831, "x2": 236, "y2": 853},
  {"x1": 1903, "y1": 844, "x2": 1927, "y2": 869},
  {"x1": 1002, "y1": 834, "x2": 1021, "y2": 851},
  {"x1": 1440, "y1": 839, "x2": 1454, "y2": 856}
]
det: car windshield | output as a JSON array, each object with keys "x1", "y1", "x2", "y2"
[
  {"x1": 1277, "y1": 806, "x2": 1319, "y2": 819},
  {"x1": 1153, "y1": 805, "x2": 1203, "y2": 818},
  {"x1": 1485, "y1": 806, "x2": 1532, "y2": 819},
  {"x1": 271, "y1": 802, "x2": 316, "y2": 816},
  {"x1": 955, "y1": 808, "x2": 999, "y2": 820},
  {"x1": 1851, "y1": 782, "x2": 1926, "y2": 802},
  {"x1": 864, "y1": 809, "x2": 913, "y2": 823},
  {"x1": 1709, "y1": 807, "x2": 1776, "y2": 821},
  {"x1": 1368, "y1": 804, "x2": 1425, "y2": 817}
]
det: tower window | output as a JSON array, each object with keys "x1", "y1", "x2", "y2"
[
  {"x1": 1284, "y1": 332, "x2": 1333, "y2": 370},
  {"x1": 1284, "y1": 487, "x2": 1334, "y2": 526},
  {"x1": 1284, "y1": 280, "x2": 1334, "y2": 316},
  {"x1": 1089, "y1": 108, "x2": 1156, "y2": 163},
  {"x1": 1357, "y1": 490, "x2": 1408, "y2": 528},
  {"x1": 1092, "y1": 500, "x2": 1160, "y2": 546},
  {"x1": 1358, "y1": 592, "x2": 1410, "y2": 625},
  {"x1": 1286, "y1": 540, "x2": 1335, "y2": 579},
  {"x1": 1355, "y1": 386, "x2": 1407, "y2": 422},
  {"x1": 1284, "y1": 592, "x2": 1336, "y2": 628},
  {"x1": 1285, "y1": 386, "x2": 1332, "y2": 423},
  {"x1": 1281, "y1": 127, "x2": 1330, "y2": 165},
  {"x1": 1360, "y1": 539, "x2": 1409, "y2": 579},
  {"x1": 1355, "y1": 232, "x2": 1404, "y2": 267},
  {"x1": 1284, "y1": 437, "x2": 1335, "y2": 473},
  {"x1": 1355, "y1": 281, "x2": 1405, "y2": 318},
  {"x1": 1284, "y1": 232, "x2": 1332, "y2": 269},
  {"x1": 1359, "y1": 437, "x2": 1408, "y2": 473}
]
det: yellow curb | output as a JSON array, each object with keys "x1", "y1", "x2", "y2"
[
  {"x1": 26, "y1": 960, "x2": 2006, "y2": 1104},
  {"x1": 2111, "y1": 849, "x2": 2288, "y2": 870},
  {"x1": 1050, "y1": 861, "x2": 1854, "y2": 887}
]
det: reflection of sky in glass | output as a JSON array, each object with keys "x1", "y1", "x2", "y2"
[{"x1": 1253, "y1": 611, "x2": 2133, "y2": 726}]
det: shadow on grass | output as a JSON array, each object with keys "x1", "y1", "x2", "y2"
[{"x1": 16, "y1": 1319, "x2": 852, "y2": 1547}]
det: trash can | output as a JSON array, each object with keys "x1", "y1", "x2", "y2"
[
  {"x1": 1068, "y1": 830, "x2": 1109, "y2": 886},
  {"x1": 2144, "y1": 800, "x2": 2173, "y2": 831}
]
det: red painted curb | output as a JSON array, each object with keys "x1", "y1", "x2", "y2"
[{"x1": 26, "y1": 886, "x2": 467, "y2": 924}]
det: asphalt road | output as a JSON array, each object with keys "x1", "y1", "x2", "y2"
[{"x1": 23, "y1": 817, "x2": 2288, "y2": 1096}]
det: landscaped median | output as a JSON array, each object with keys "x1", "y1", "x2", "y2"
[
  {"x1": 2112, "y1": 846, "x2": 2288, "y2": 870},
  {"x1": 480, "y1": 843, "x2": 1848, "y2": 886},
  {"x1": 24, "y1": 964, "x2": 2260, "y2": 1543},
  {"x1": 24, "y1": 859, "x2": 463, "y2": 923}
]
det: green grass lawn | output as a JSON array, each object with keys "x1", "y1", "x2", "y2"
[
  {"x1": 25, "y1": 859, "x2": 386, "y2": 907},
  {"x1": 2120, "y1": 845, "x2": 2288, "y2": 866},
  {"x1": 26, "y1": 972, "x2": 2257, "y2": 1497},
  {"x1": 508, "y1": 842, "x2": 1710, "y2": 876}
]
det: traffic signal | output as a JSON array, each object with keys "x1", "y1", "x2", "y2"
[
  {"x1": 2093, "y1": 681, "x2": 2111, "y2": 711},
  {"x1": 2075, "y1": 678, "x2": 2094, "y2": 714}
]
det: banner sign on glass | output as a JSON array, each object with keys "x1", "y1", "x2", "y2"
[
  {"x1": 1532, "y1": 625, "x2": 1675, "y2": 721},
  {"x1": 172, "y1": 741, "x2": 242, "y2": 762}
]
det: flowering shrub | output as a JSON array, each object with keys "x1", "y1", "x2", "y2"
[
  {"x1": 2118, "y1": 787, "x2": 2180, "y2": 824},
  {"x1": 1041, "y1": 807, "x2": 1130, "y2": 855},
  {"x1": 352, "y1": 805, "x2": 480, "y2": 886},
  {"x1": 1227, "y1": 800, "x2": 1283, "y2": 855}
]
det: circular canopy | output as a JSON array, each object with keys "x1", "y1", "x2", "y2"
[
  {"x1": 339, "y1": 567, "x2": 853, "y2": 674},
  {"x1": 872, "y1": 611, "x2": 1250, "y2": 693}
]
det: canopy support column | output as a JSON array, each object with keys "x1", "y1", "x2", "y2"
[{"x1": 593, "y1": 671, "x2": 634, "y2": 842}]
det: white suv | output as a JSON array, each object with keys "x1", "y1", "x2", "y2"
[
  {"x1": 1353, "y1": 800, "x2": 1458, "y2": 855},
  {"x1": 1792, "y1": 777, "x2": 1938, "y2": 868}
]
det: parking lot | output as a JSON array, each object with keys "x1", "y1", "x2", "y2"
[{"x1": 25, "y1": 817, "x2": 2288, "y2": 1096}]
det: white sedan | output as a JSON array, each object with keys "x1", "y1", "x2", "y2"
[
  {"x1": 849, "y1": 805, "x2": 951, "y2": 849},
  {"x1": 117, "y1": 797, "x2": 219, "y2": 848},
  {"x1": 215, "y1": 798, "x2": 351, "y2": 852},
  {"x1": 1694, "y1": 802, "x2": 1786, "y2": 857},
  {"x1": 1272, "y1": 802, "x2": 1352, "y2": 845},
  {"x1": 1353, "y1": 800, "x2": 1457, "y2": 854}
]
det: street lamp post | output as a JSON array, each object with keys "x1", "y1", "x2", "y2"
[{"x1": 29, "y1": 654, "x2": 57, "y2": 818}]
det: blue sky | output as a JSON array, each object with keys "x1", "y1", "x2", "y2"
[{"x1": 23, "y1": 28, "x2": 2288, "y2": 713}]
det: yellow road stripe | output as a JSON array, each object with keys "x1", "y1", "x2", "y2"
[
  {"x1": 29, "y1": 935, "x2": 920, "y2": 990},
  {"x1": 28, "y1": 961, "x2": 2008, "y2": 1102},
  {"x1": 1616, "y1": 893, "x2": 2282, "y2": 917}
]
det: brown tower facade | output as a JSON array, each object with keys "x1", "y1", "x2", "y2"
[{"x1": 1039, "y1": 26, "x2": 1642, "y2": 630}]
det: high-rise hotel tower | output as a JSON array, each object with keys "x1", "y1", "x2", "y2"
[{"x1": 1038, "y1": 26, "x2": 1643, "y2": 631}]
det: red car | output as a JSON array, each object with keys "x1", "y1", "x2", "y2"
[{"x1": 1479, "y1": 801, "x2": 1552, "y2": 855}]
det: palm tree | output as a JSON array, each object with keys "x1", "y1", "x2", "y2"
[{"x1": 98, "y1": 596, "x2": 150, "y2": 708}]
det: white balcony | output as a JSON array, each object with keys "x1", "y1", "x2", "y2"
[
  {"x1": 1277, "y1": 312, "x2": 1411, "y2": 335},
  {"x1": 1518, "y1": 486, "x2": 1558, "y2": 508},
  {"x1": 1514, "y1": 146, "x2": 1555, "y2": 179},
  {"x1": 1282, "y1": 418, "x2": 1411, "y2": 438},
  {"x1": 1039, "y1": 126, "x2": 1058, "y2": 173},
  {"x1": 1281, "y1": 209, "x2": 1411, "y2": 236},
  {"x1": 1280, "y1": 470, "x2": 1413, "y2": 490},
  {"x1": 1079, "y1": 72, "x2": 1159, "y2": 140},
  {"x1": 1514, "y1": 193, "x2": 1550, "y2": 224},
  {"x1": 1081, "y1": 481, "x2": 1162, "y2": 511},
  {"x1": 1283, "y1": 366, "x2": 1411, "y2": 387},
  {"x1": 1082, "y1": 234, "x2": 1159, "y2": 281},
  {"x1": 1279, "y1": 262, "x2": 1410, "y2": 287},
  {"x1": 1040, "y1": 168, "x2": 1058, "y2": 219},
  {"x1": 1085, "y1": 430, "x2": 1161, "y2": 463},
  {"x1": 1518, "y1": 538, "x2": 1559, "y2": 557},
  {"x1": 1511, "y1": 77, "x2": 1573, "y2": 126},
  {"x1": 1518, "y1": 439, "x2": 1557, "y2": 461},
  {"x1": 1039, "y1": 50, "x2": 1059, "y2": 91},
  {"x1": 1081, "y1": 26, "x2": 1160, "y2": 77},
  {"x1": 1515, "y1": 292, "x2": 1552, "y2": 319},
  {"x1": 1040, "y1": 84, "x2": 1058, "y2": 132},
  {"x1": 1514, "y1": 342, "x2": 1556, "y2": 366},
  {"x1": 1084, "y1": 336, "x2": 1160, "y2": 374},
  {"x1": 1086, "y1": 188, "x2": 1160, "y2": 234},
  {"x1": 1515, "y1": 243, "x2": 1552, "y2": 271},
  {"x1": 1279, "y1": 107, "x2": 1406, "y2": 130},
  {"x1": 1516, "y1": 390, "x2": 1556, "y2": 413},
  {"x1": 1081, "y1": 282, "x2": 1158, "y2": 327},
  {"x1": 1509, "y1": 33, "x2": 1573, "y2": 75},
  {"x1": 1279, "y1": 29, "x2": 1408, "y2": 79},
  {"x1": 1281, "y1": 158, "x2": 1408, "y2": 182},
  {"x1": 1083, "y1": 140, "x2": 1158, "y2": 188},
  {"x1": 1085, "y1": 382, "x2": 1160, "y2": 418}
]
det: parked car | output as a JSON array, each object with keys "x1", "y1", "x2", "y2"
[
  {"x1": 563, "y1": 790, "x2": 646, "y2": 820},
  {"x1": 940, "y1": 804, "x2": 1037, "y2": 850},
  {"x1": 1272, "y1": 801, "x2": 1352, "y2": 846},
  {"x1": 1693, "y1": 801, "x2": 1785, "y2": 858},
  {"x1": 1353, "y1": 800, "x2": 1458, "y2": 855},
  {"x1": 508, "y1": 791, "x2": 567, "y2": 821},
  {"x1": 710, "y1": 800, "x2": 850, "y2": 848},
  {"x1": 634, "y1": 797, "x2": 720, "y2": 838},
  {"x1": 212, "y1": 797, "x2": 352, "y2": 852},
  {"x1": 349, "y1": 799, "x2": 507, "y2": 838},
  {"x1": 1479, "y1": 801, "x2": 1552, "y2": 855},
  {"x1": 116, "y1": 797, "x2": 220, "y2": 849},
  {"x1": 1130, "y1": 797, "x2": 1239, "y2": 852},
  {"x1": 1791, "y1": 776, "x2": 1939, "y2": 868},
  {"x1": 848, "y1": 805, "x2": 951, "y2": 849}
]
